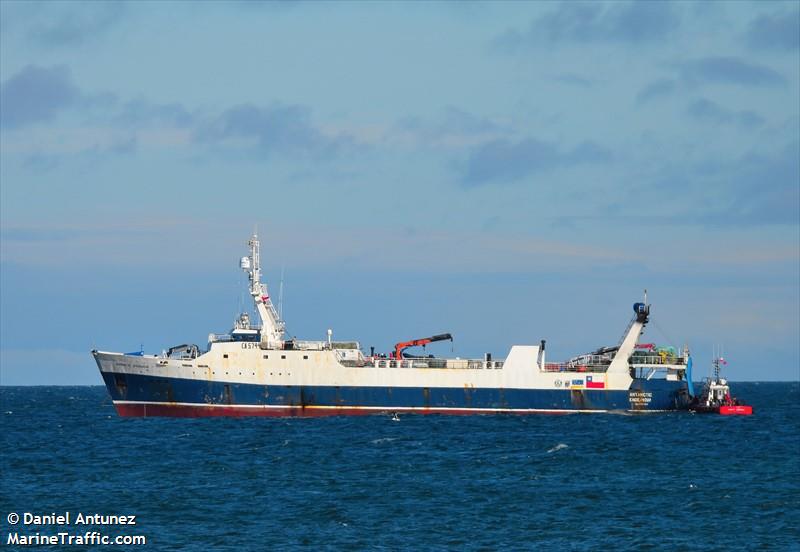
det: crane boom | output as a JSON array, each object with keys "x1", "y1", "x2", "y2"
[{"x1": 393, "y1": 333, "x2": 453, "y2": 359}]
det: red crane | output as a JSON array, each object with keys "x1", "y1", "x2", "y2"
[{"x1": 393, "y1": 333, "x2": 453, "y2": 360}]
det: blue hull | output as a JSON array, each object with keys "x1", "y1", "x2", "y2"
[{"x1": 101, "y1": 372, "x2": 691, "y2": 416}]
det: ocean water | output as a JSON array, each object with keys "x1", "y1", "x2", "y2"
[{"x1": 1, "y1": 383, "x2": 798, "y2": 551}]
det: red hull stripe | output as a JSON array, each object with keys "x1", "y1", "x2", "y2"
[
  {"x1": 719, "y1": 405, "x2": 753, "y2": 415},
  {"x1": 113, "y1": 401, "x2": 606, "y2": 417}
]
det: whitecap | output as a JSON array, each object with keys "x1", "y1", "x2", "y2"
[
  {"x1": 371, "y1": 437, "x2": 398, "y2": 445},
  {"x1": 547, "y1": 443, "x2": 569, "y2": 453}
]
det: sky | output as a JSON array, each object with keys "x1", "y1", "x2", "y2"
[{"x1": 0, "y1": 0, "x2": 798, "y2": 385}]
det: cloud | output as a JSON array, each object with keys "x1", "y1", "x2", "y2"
[
  {"x1": 21, "y1": 152, "x2": 60, "y2": 172},
  {"x1": 746, "y1": 8, "x2": 800, "y2": 51},
  {"x1": 678, "y1": 57, "x2": 787, "y2": 87},
  {"x1": 636, "y1": 79, "x2": 676, "y2": 104},
  {"x1": 115, "y1": 98, "x2": 197, "y2": 128},
  {"x1": 685, "y1": 98, "x2": 765, "y2": 129},
  {"x1": 644, "y1": 143, "x2": 799, "y2": 227},
  {"x1": 722, "y1": 144, "x2": 800, "y2": 225},
  {"x1": 196, "y1": 103, "x2": 352, "y2": 158},
  {"x1": 0, "y1": 65, "x2": 80, "y2": 128},
  {"x1": 492, "y1": 1, "x2": 680, "y2": 51},
  {"x1": 27, "y1": 2, "x2": 125, "y2": 47},
  {"x1": 554, "y1": 74, "x2": 593, "y2": 87},
  {"x1": 461, "y1": 138, "x2": 612, "y2": 187},
  {"x1": 0, "y1": 66, "x2": 347, "y2": 162},
  {"x1": 438, "y1": 106, "x2": 501, "y2": 136},
  {"x1": 393, "y1": 106, "x2": 506, "y2": 148}
]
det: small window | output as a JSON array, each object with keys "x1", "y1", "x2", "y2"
[
  {"x1": 223, "y1": 354, "x2": 228, "y2": 359},
  {"x1": 263, "y1": 355, "x2": 268, "y2": 359},
  {"x1": 303, "y1": 355, "x2": 308, "y2": 360},
  {"x1": 281, "y1": 355, "x2": 286, "y2": 359}
]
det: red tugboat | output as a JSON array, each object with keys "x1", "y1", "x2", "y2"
[{"x1": 690, "y1": 355, "x2": 753, "y2": 415}]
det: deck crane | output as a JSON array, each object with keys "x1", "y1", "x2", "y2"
[{"x1": 393, "y1": 333, "x2": 453, "y2": 359}]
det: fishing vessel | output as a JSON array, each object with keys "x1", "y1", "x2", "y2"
[{"x1": 93, "y1": 233, "x2": 696, "y2": 417}]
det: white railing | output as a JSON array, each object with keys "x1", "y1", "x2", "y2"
[
  {"x1": 629, "y1": 354, "x2": 687, "y2": 366},
  {"x1": 544, "y1": 363, "x2": 606, "y2": 373},
  {"x1": 349, "y1": 358, "x2": 505, "y2": 370}
]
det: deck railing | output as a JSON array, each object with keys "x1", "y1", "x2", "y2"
[
  {"x1": 629, "y1": 354, "x2": 687, "y2": 366},
  {"x1": 544, "y1": 354, "x2": 688, "y2": 373},
  {"x1": 339, "y1": 358, "x2": 506, "y2": 370},
  {"x1": 544, "y1": 363, "x2": 607, "y2": 373}
]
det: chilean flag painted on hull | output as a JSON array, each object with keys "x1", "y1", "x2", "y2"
[{"x1": 586, "y1": 375, "x2": 605, "y2": 389}]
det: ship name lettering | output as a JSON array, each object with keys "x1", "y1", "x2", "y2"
[
  {"x1": 241, "y1": 343, "x2": 258, "y2": 349},
  {"x1": 629, "y1": 391, "x2": 653, "y2": 404}
]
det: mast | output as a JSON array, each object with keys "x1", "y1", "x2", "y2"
[
  {"x1": 278, "y1": 266, "x2": 285, "y2": 320},
  {"x1": 242, "y1": 233, "x2": 285, "y2": 348}
]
